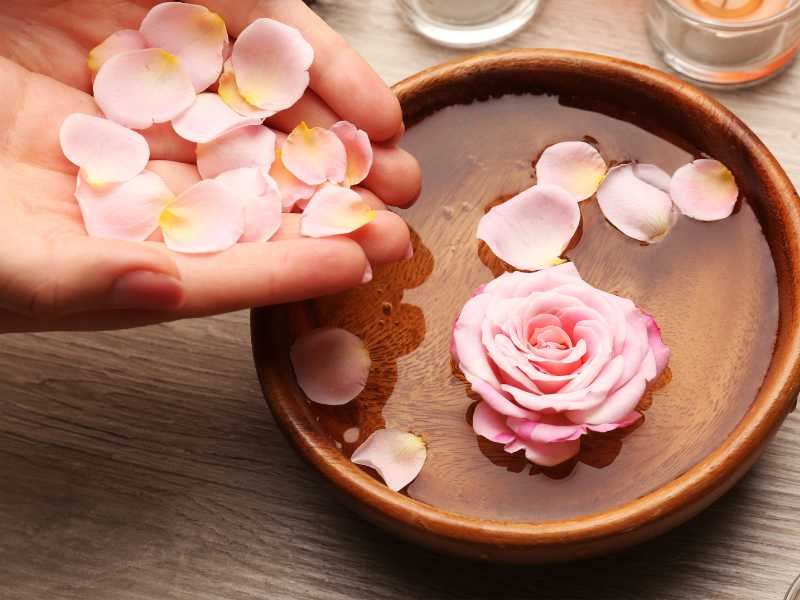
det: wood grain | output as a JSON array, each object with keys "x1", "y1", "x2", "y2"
[{"x1": 2, "y1": 0, "x2": 799, "y2": 597}]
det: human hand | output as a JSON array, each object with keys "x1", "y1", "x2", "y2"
[{"x1": 0, "y1": 0, "x2": 420, "y2": 333}]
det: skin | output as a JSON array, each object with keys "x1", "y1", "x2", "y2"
[{"x1": 0, "y1": 0, "x2": 422, "y2": 333}]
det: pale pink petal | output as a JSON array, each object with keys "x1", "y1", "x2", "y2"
[
  {"x1": 217, "y1": 59, "x2": 272, "y2": 119},
  {"x1": 633, "y1": 163, "x2": 672, "y2": 192},
  {"x1": 670, "y1": 159, "x2": 739, "y2": 221},
  {"x1": 160, "y1": 179, "x2": 245, "y2": 253},
  {"x1": 587, "y1": 411, "x2": 642, "y2": 433},
  {"x1": 139, "y1": 1, "x2": 228, "y2": 92},
  {"x1": 330, "y1": 121, "x2": 373, "y2": 187},
  {"x1": 641, "y1": 309, "x2": 670, "y2": 376},
  {"x1": 535, "y1": 141, "x2": 608, "y2": 201},
  {"x1": 351, "y1": 429, "x2": 426, "y2": 491},
  {"x1": 289, "y1": 327, "x2": 371, "y2": 405},
  {"x1": 231, "y1": 18, "x2": 313, "y2": 113},
  {"x1": 466, "y1": 373, "x2": 535, "y2": 420},
  {"x1": 59, "y1": 113, "x2": 149, "y2": 186},
  {"x1": 75, "y1": 170, "x2": 173, "y2": 241},
  {"x1": 87, "y1": 30, "x2": 148, "y2": 74},
  {"x1": 300, "y1": 184, "x2": 375, "y2": 237},
  {"x1": 477, "y1": 184, "x2": 580, "y2": 271},
  {"x1": 270, "y1": 148, "x2": 317, "y2": 211},
  {"x1": 172, "y1": 93, "x2": 263, "y2": 143},
  {"x1": 282, "y1": 122, "x2": 347, "y2": 185},
  {"x1": 597, "y1": 163, "x2": 678, "y2": 243},
  {"x1": 214, "y1": 166, "x2": 267, "y2": 196},
  {"x1": 504, "y1": 438, "x2": 580, "y2": 467},
  {"x1": 93, "y1": 48, "x2": 195, "y2": 129},
  {"x1": 196, "y1": 125, "x2": 276, "y2": 179},
  {"x1": 472, "y1": 402, "x2": 516, "y2": 444},
  {"x1": 214, "y1": 168, "x2": 283, "y2": 242},
  {"x1": 567, "y1": 374, "x2": 648, "y2": 426},
  {"x1": 507, "y1": 416, "x2": 586, "y2": 443}
]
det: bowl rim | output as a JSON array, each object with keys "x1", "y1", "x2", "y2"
[{"x1": 252, "y1": 49, "x2": 800, "y2": 551}]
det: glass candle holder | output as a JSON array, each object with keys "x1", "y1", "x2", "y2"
[
  {"x1": 395, "y1": 0, "x2": 541, "y2": 48},
  {"x1": 647, "y1": 0, "x2": 800, "y2": 87}
]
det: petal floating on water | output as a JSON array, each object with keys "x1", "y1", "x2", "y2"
[
  {"x1": 597, "y1": 163, "x2": 678, "y2": 242},
  {"x1": 670, "y1": 159, "x2": 738, "y2": 221},
  {"x1": 289, "y1": 327, "x2": 371, "y2": 405},
  {"x1": 535, "y1": 141, "x2": 608, "y2": 201},
  {"x1": 477, "y1": 184, "x2": 580, "y2": 271},
  {"x1": 351, "y1": 429, "x2": 427, "y2": 491}
]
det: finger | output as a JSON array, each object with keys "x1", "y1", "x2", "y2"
[
  {"x1": 168, "y1": 236, "x2": 368, "y2": 315},
  {"x1": 198, "y1": 0, "x2": 403, "y2": 141},
  {"x1": 272, "y1": 210, "x2": 409, "y2": 266},
  {"x1": 0, "y1": 233, "x2": 183, "y2": 319},
  {"x1": 0, "y1": 236, "x2": 371, "y2": 332},
  {"x1": 361, "y1": 144, "x2": 422, "y2": 208}
]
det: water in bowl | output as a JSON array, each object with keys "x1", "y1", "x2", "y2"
[{"x1": 301, "y1": 94, "x2": 778, "y2": 522}]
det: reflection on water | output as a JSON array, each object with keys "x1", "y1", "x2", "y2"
[{"x1": 301, "y1": 95, "x2": 777, "y2": 522}]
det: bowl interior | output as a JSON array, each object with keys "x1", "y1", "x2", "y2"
[{"x1": 252, "y1": 51, "x2": 800, "y2": 542}]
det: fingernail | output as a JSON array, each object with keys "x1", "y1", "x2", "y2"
[
  {"x1": 110, "y1": 271, "x2": 184, "y2": 310},
  {"x1": 403, "y1": 242, "x2": 414, "y2": 261},
  {"x1": 361, "y1": 263, "x2": 373, "y2": 284}
]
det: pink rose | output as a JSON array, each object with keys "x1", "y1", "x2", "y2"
[{"x1": 452, "y1": 262, "x2": 669, "y2": 467}]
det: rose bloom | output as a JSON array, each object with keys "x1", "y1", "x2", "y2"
[{"x1": 452, "y1": 262, "x2": 669, "y2": 467}]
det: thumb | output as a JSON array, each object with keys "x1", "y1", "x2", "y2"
[{"x1": 0, "y1": 234, "x2": 184, "y2": 318}]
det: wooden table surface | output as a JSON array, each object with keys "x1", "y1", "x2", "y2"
[{"x1": 2, "y1": 1, "x2": 799, "y2": 599}]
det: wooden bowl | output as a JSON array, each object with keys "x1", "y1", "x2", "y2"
[{"x1": 251, "y1": 50, "x2": 800, "y2": 563}]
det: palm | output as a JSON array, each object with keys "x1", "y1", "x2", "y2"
[{"x1": 0, "y1": 0, "x2": 420, "y2": 333}]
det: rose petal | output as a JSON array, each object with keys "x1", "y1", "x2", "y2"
[
  {"x1": 633, "y1": 163, "x2": 671, "y2": 192},
  {"x1": 504, "y1": 437, "x2": 580, "y2": 467},
  {"x1": 289, "y1": 327, "x2": 371, "y2": 405},
  {"x1": 351, "y1": 429, "x2": 426, "y2": 491},
  {"x1": 477, "y1": 184, "x2": 580, "y2": 271},
  {"x1": 172, "y1": 93, "x2": 263, "y2": 143},
  {"x1": 75, "y1": 170, "x2": 173, "y2": 241},
  {"x1": 139, "y1": 1, "x2": 228, "y2": 92},
  {"x1": 330, "y1": 121, "x2": 373, "y2": 187},
  {"x1": 597, "y1": 163, "x2": 678, "y2": 243},
  {"x1": 59, "y1": 113, "x2": 149, "y2": 186},
  {"x1": 300, "y1": 184, "x2": 375, "y2": 237},
  {"x1": 93, "y1": 48, "x2": 196, "y2": 129},
  {"x1": 196, "y1": 125, "x2": 276, "y2": 179},
  {"x1": 159, "y1": 179, "x2": 245, "y2": 253},
  {"x1": 567, "y1": 374, "x2": 648, "y2": 426},
  {"x1": 215, "y1": 166, "x2": 267, "y2": 196},
  {"x1": 535, "y1": 141, "x2": 607, "y2": 201},
  {"x1": 87, "y1": 29, "x2": 148, "y2": 74},
  {"x1": 670, "y1": 159, "x2": 738, "y2": 221},
  {"x1": 231, "y1": 18, "x2": 313, "y2": 113},
  {"x1": 270, "y1": 148, "x2": 317, "y2": 211},
  {"x1": 216, "y1": 168, "x2": 282, "y2": 243},
  {"x1": 642, "y1": 310, "x2": 670, "y2": 376},
  {"x1": 588, "y1": 411, "x2": 642, "y2": 433},
  {"x1": 472, "y1": 402, "x2": 516, "y2": 444},
  {"x1": 217, "y1": 59, "x2": 272, "y2": 119},
  {"x1": 282, "y1": 122, "x2": 347, "y2": 185}
]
